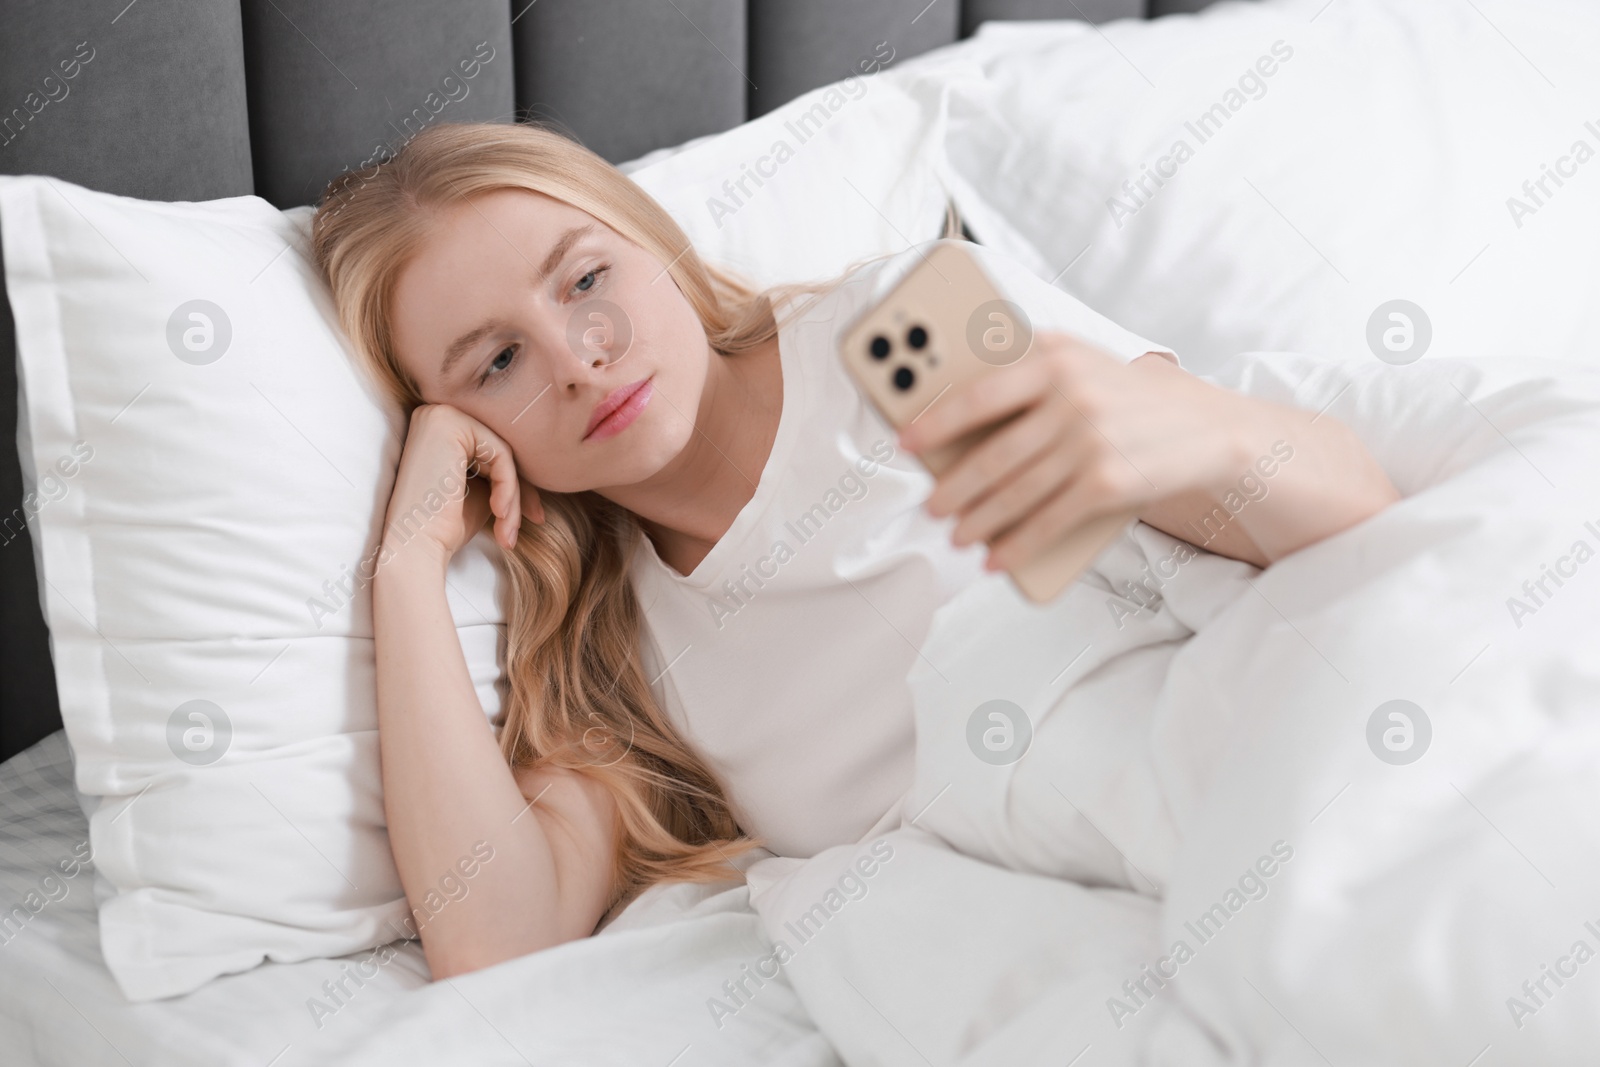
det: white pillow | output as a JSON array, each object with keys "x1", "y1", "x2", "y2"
[
  {"x1": 622, "y1": 38, "x2": 989, "y2": 286},
  {"x1": 0, "y1": 175, "x2": 509, "y2": 1001},
  {"x1": 938, "y1": 0, "x2": 1600, "y2": 373}
]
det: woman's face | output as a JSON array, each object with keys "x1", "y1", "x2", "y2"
[{"x1": 388, "y1": 188, "x2": 710, "y2": 493}]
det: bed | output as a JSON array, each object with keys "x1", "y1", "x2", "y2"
[
  {"x1": 0, "y1": 2, "x2": 1195, "y2": 1064},
  {"x1": 9, "y1": 1, "x2": 1600, "y2": 1064}
]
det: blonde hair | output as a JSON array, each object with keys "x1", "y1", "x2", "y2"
[{"x1": 309, "y1": 119, "x2": 960, "y2": 915}]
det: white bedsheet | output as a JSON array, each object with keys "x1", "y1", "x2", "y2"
[
  {"x1": 0, "y1": 729, "x2": 840, "y2": 1066},
  {"x1": 741, "y1": 351, "x2": 1600, "y2": 1066},
  {"x1": 0, "y1": 730, "x2": 421, "y2": 1067}
]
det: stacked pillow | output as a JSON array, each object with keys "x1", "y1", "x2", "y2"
[{"x1": 937, "y1": 0, "x2": 1600, "y2": 373}]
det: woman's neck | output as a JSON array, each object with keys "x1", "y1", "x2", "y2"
[{"x1": 598, "y1": 334, "x2": 783, "y2": 577}]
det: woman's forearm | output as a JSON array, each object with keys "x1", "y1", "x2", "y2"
[
  {"x1": 1140, "y1": 385, "x2": 1400, "y2": 567},
  {"x1": 1228, "y1": 397, "x2": 1399, "y2": 564},
  {"x1": 904, "y1": 338, "x2": 1399, "y2": 574},
  {"x1": 372, "y1": 552, "x2": 579, "y2": 977}
]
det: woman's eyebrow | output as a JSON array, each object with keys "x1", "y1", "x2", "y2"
[
  {"x1": 538, "y1": 223, "x2": 595, "y2": 280},
  {"x1": 440, "y1": 319, "x2": 508, "y2": 381},
  {"x1": 437, "y1": 223, "x2": 597, "y2": 381}
]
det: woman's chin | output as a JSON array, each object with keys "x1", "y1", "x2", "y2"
[{"x1": 549, "y1": 441, "x2": 686, "y2": 497}]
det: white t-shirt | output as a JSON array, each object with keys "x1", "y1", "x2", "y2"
[{"x1": 629, "y1": 238, "x2": 1175, "y2": 859}]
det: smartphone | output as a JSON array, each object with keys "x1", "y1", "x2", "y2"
[{"x1": 838, "y1": 240, "x2": 1133, "y2": 604}]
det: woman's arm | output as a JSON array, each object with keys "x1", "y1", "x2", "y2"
[
  {"x1": 897, "y1": 334, "x2": 1399, "y2": 570},
  {"x1": 374, "y1": 405, "x2": 617, "y2": 979},
  {"x1": 1124, "y1": 353, "x2": 1399, "y2": 567}
]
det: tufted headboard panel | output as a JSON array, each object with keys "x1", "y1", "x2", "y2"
[{"x1": 0, "y1": 0, "x2": 1232, "y2": 761}]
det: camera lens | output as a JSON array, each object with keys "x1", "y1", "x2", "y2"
[
  {"x1": 869, "y1": 335, "x2": 891, "y2": 360},
  {"x1": 893, "y1": 366, "x2": 915, "y2": 392},
  {"x1": 907, "y1": 325, "x2": 928, "y2": 349}
]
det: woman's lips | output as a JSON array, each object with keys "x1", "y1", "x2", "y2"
[{"x1": 584, "y1": 377, "x2": 653, "y2": 441}]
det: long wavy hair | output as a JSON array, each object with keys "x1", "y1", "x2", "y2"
[{"x1": 310, "y1": 119, "x2": 960, "y2": 918}]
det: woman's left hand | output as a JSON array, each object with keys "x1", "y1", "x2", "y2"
[{"x1": 895, "y1": 331, "x2": 1399, "y2": 571}]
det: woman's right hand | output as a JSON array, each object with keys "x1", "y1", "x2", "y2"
[{"x1": 381, "y1": 404, "x2": 544, "y2": 574}]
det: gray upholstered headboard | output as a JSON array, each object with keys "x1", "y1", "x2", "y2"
[{"x1": 0, "y1": 0, "x2": 1228, "y2": 763}]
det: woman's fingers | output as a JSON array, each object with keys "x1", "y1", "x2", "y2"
[
  {"x1": 926, "y1": 393, "x2": 1070, "y2": 520},
  {"x1": 897, "y1": 345, "x2": 1053, "y2": 455},
  {"x1": 952, "y1": 426, "x2": 1094, "y2": 548},
  {"x1": 461, "y1": 424, "x2": 522, "y2": 550},
  {"x1": 388, "y1": 403, "x2": 545, "y2": 568},
  {"x1": 985, "y1": 459, "x2": 1137, "y2": 572},
  {"x1": 480, "y1": 436, "x2": 522, "y2": 550}
]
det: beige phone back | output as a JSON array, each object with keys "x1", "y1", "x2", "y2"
[{"x1": 838, "y1": 240, "x2": 1131, "y2": 604}]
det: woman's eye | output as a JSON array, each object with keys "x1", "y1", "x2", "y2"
[
  {"x1": 479, "y1": 345, "x2": 516, "y2": 385},
  {"x1": 573, "y1": 265, "x2": 609, "y2": 295}
]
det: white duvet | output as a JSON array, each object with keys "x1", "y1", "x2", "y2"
[{"x1": 735, "y1": 350, "x2": 1600, "y2": 1066}]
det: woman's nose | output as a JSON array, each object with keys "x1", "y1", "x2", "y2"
[{"x1": 564, "y1": 299, "x2": 634, "y2": 371}]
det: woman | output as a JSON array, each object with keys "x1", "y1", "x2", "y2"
[{"x1": 309, "y1": 121, "x2": 1398, "y2": 980}]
